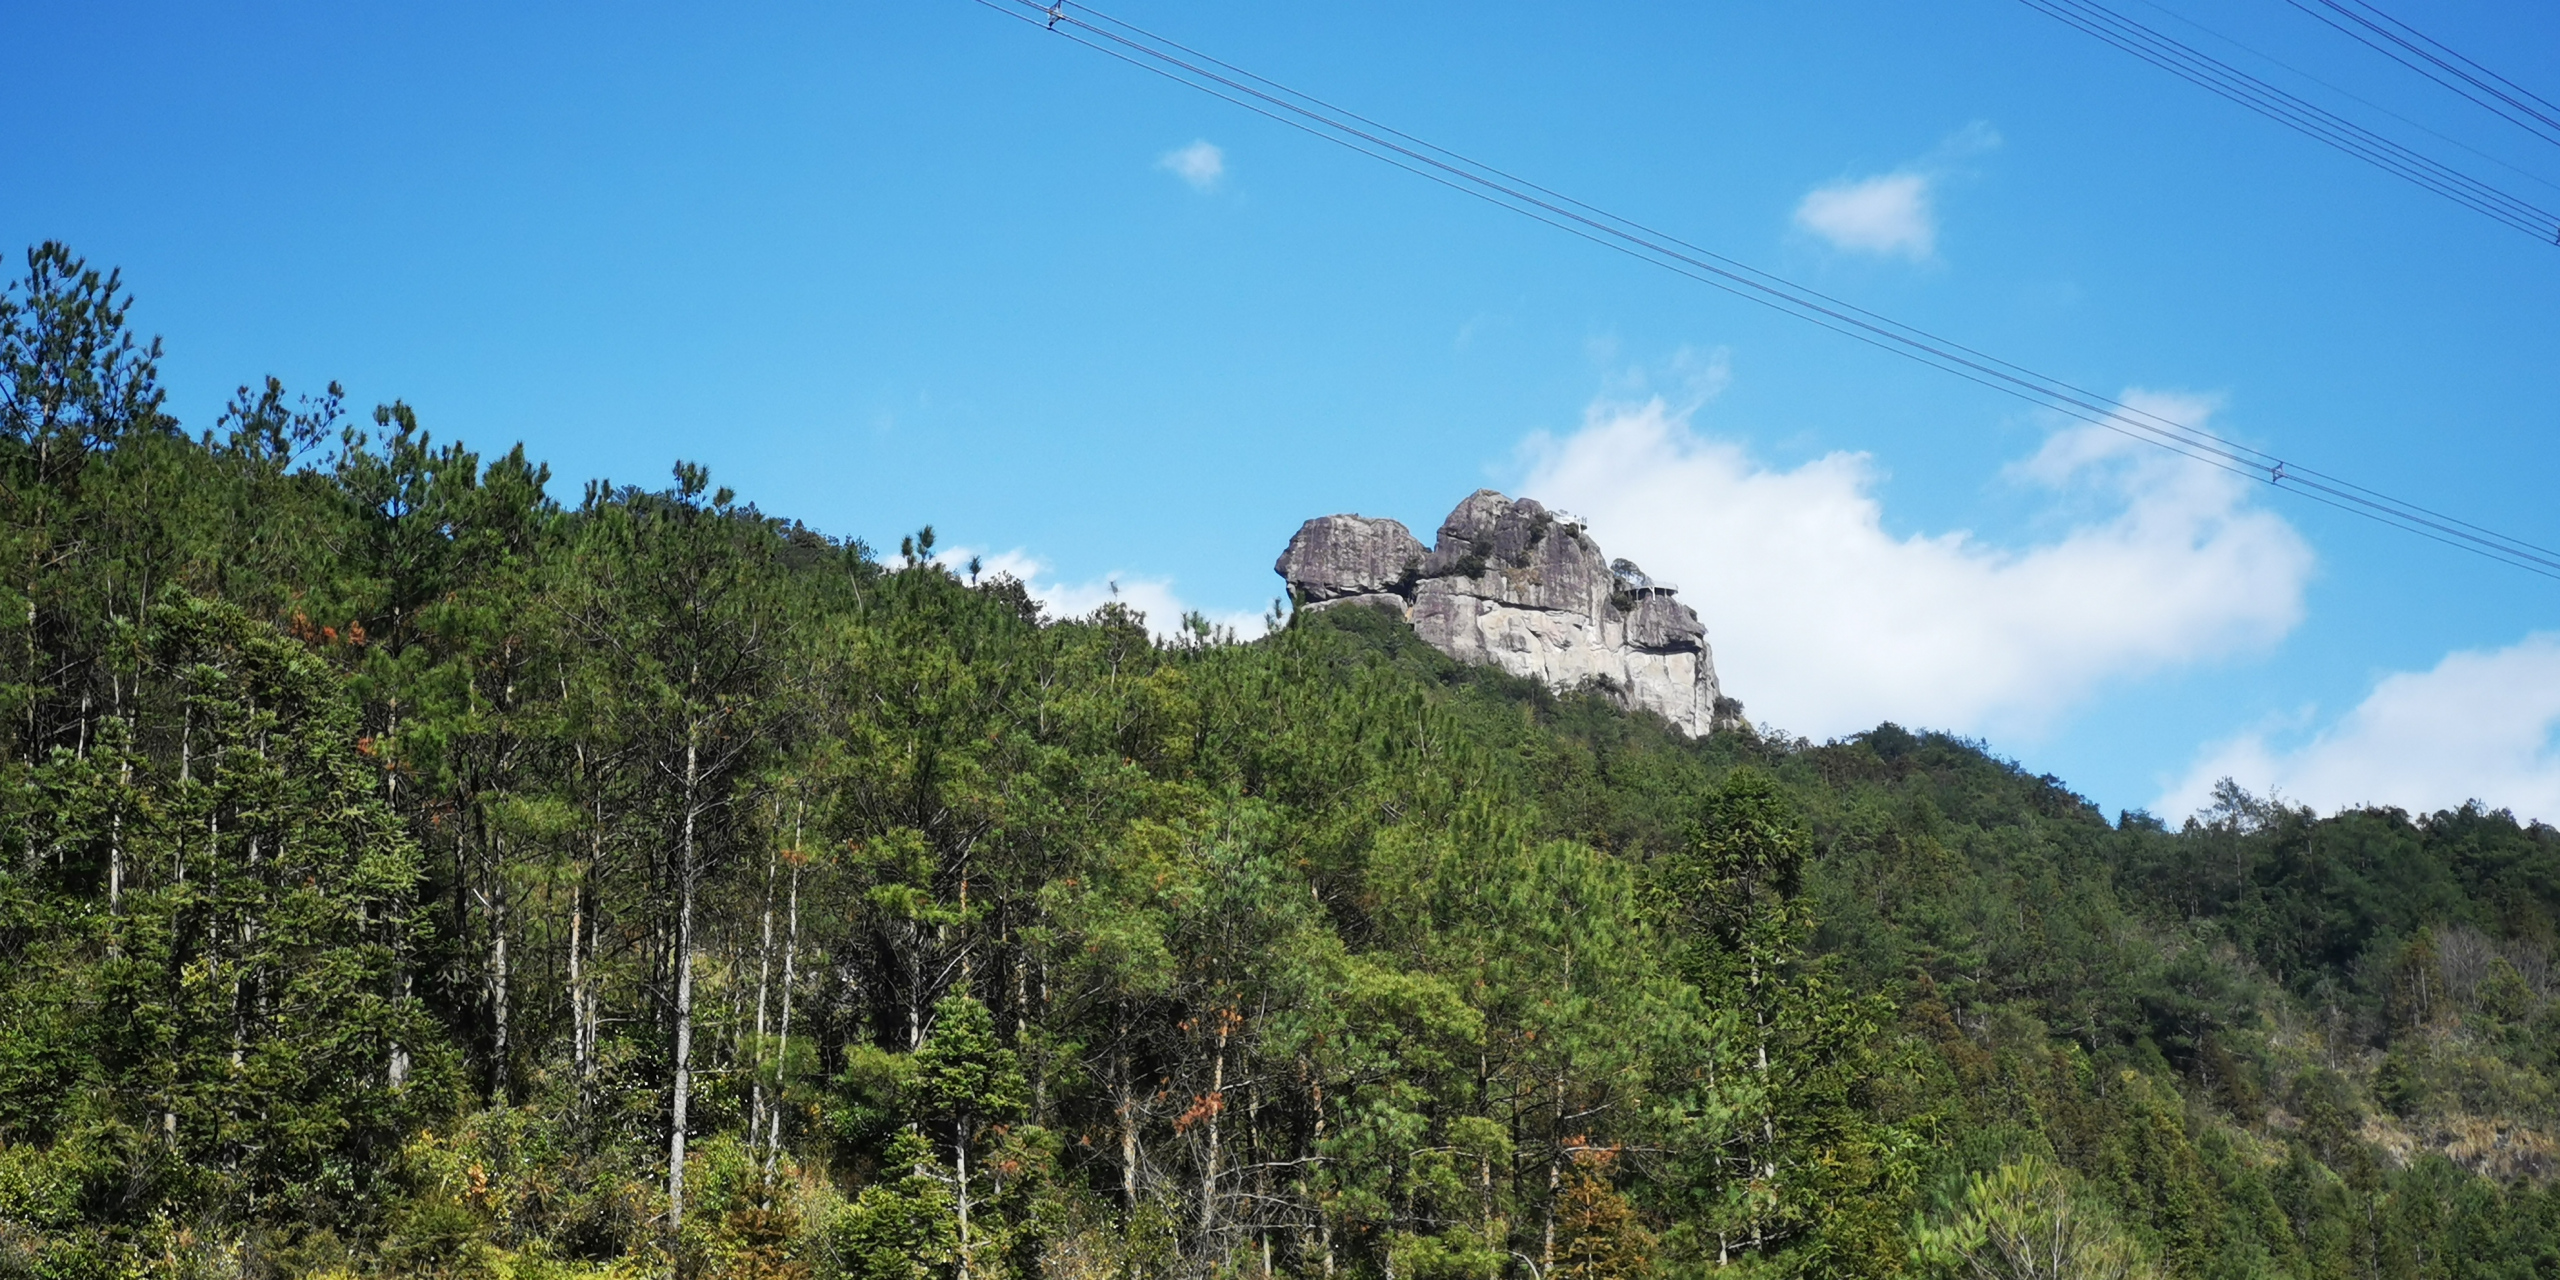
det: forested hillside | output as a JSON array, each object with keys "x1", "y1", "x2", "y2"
[{"x1": 7, "y1": 242, "x2": 2560, "y2": 1280}]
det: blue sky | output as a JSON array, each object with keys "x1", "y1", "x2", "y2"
[{"x1": 7, "y1": 0, "x2": 2559, "y2": 821}]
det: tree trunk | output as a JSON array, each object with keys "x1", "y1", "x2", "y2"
[
  {"x1": 568, "y1": 856, "x2": 587, "y2": 1077},
  {"x1": 389, "y1": 966, "x2": 412, "y2": 1087},
  {"x1": 1312, "y1": 1061, "x2": 1334, "y2": 1279},
  {"x1": 489, "y1": 832, "x2": 511, "y2": 1105},
  {"x1": 575, "y1": 756, "x2": 604, "y2": 1092},
  {"x1": 1543, "y1": 1071, "x2": 1564, "y2": 1271},
  {"x1": 1118, "y1": 1023, "x2": 1141, "y2": 1210},
  {"x1": 20, "y1": 593, "x2": 33, "y2": 751},
  {"x1": 584, "y1": 891, "x2": 602, "y2": 1091},
  {"x1": 767, "y1": 854, "x2": 801, "y2": 1174},
  {"x1": 666, "y1": 732, "x2": 701, "y2": 1241},
  {"x1": 1013, "y1": 920, "x2": 1036, "y2": 1116},
  {"x1": 957, "y1": 1124, "x2": 974, "y2": 1280},
  {"x1": 1203, "y1": 1011, "x2": 1230, "y2": 1245},
  {"x1": 1478, "y1": 1051, "x2": 1494, "y2": 1239},
  {"x1": 109, "y1": 738, "x2": 130, "y2": 921},
  {"x1": 749, "y1": 834, "x2": 778, "y2": 1147},
  {"x1": 1752, "y1": 953, "x2": 1772, "y2": 1254}
]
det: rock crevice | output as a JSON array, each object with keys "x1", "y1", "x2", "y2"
[{"x1": 1275, "y1": 490, "x2": 1731, "y2": 736}]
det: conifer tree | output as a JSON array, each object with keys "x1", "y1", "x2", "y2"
[
  {"x1": 1655, "y1": 769, "x2": 1912, "y2": 1272},
  {"x1": 912, "y1": 991, "x2": 1029, "y2": 1278},
  {"x1": 568, "y1": 460, "x2": 786, "y2": 1243}
]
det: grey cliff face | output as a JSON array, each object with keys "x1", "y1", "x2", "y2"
[{"x1": 1276, "y1": 490, "x2": 1731, "y2": 737}]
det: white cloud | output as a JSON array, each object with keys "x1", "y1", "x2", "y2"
[
  {"x1": 1518, "y1": 393, "x2": 2313, "y2": 739},
  {"x1": 1792, "y1": 123, "x2": 1999, "y2": 259},
  {"x1": 1158, "y1": 140, "x2": 1225, "y2": 191},
  {"x1": 940, "y1": 546, "x2": 1269, "y2": 642},
  {"x1": 1932, "y1": 120, "x2": 2005, "y2": 162},
  {"x1": 1795, "y1": 171, "x2": 1936, "y2": 258},
  {"x1": 2160, "y1": 635, "x2": 2560, "y2": 825}
]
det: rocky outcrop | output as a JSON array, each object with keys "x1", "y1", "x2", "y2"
[
  {"x1": 1271, "y1": 514, "x2": 1427, "y2": 614},
  {"x1": 1275, "y1": 490, "x2": 1729, "y2": 736}
]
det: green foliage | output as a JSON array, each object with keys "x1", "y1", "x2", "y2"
[
  {"x1": 12, "y1": 244, "x2": 2560, "y2": 1280},
  {"x1": 825, "y1": 1131, "x2": 958, "y2": 1280},
  {"x1": 1653, "y1": 770, "x2": 1917, "y2": 1275},
  {"x1": 1914, "y1": 1155, "x2": 2155, "y2": 1280}
]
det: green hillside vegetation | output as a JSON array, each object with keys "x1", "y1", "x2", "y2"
[{"x1": 6, "y1": 242, "x2": 2560, "y2": 1279}]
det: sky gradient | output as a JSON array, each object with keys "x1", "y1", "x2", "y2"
[{"x1": 6, "y1": 0, "x2": 2558, "y2": 821}]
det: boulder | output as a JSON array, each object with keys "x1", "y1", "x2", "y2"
[{"x1": 1273, "y1": 514, "x2": 1428, "y2": 604}]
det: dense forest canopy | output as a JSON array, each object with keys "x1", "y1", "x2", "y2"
[{"x1": 5, "y1": 242, "x2": 2560, "y2": 1280}]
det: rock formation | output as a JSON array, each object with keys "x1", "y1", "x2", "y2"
[{"x1": 1275, "y1": 490, "x2": 1730, "y2": 736}]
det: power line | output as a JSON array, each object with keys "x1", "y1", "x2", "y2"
[
  {"x1": 2286, "y1": 0, "x2": 2560, "y2": 149},
  {"x1": 2011, "y1": 0, "x2": 2560, "y2": 244},
  {"x1": 2120, "y1": 0, "x2": 2560, "y2": 200},
  {"x1": 969, "y1": 0, "x2": 2560, "y2": 581}
]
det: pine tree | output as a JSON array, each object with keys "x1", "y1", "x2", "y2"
[
  {"x1": 1655, "y1": 769, "x2": 1914, "y2": 1273},
  {"x1": 912, "y1": 991, "x2": 1030, "y2": 1279},
  {"x1": 567, "y1": 460, "x2": 786, "y2": 1244}
]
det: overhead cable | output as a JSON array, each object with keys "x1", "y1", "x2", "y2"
[
  {"x1": 2121, "y1": 0, "x2": 2560, "y2": 201},
  {"x1": 969, "y1": 0, "x2": 2560, "y2": 580},
  {"x1": 2285, "y1": 0, "x2": 2560, "y2": 150},
  {"x1": 2012, "y1": 0, "x2": 2560, "y2": 243}
]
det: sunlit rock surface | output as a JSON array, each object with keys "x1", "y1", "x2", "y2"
[{"x1": 1276, "y1": 489, "x2": 1731, "y2": 736}]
